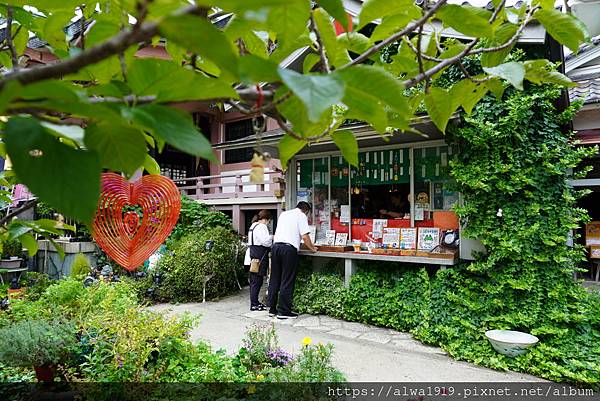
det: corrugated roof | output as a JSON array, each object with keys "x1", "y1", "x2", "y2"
[{"x1": 569, "y1": 79, "x2": 600, "y2": 105}]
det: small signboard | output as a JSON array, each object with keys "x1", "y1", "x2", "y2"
[
  {"x1": 400, "y1": 228, "x2": 417, "y2": 250},
  {"x1": 335, "y1": 232, "x2": 349, "y2": 246},
  {"x1": 324, "y1": 230, "x2": 336, "y2": 246},
  {"x1": 382, "y1": 233, "x2": 400, "y2": 248},
  {"x1": 417, "y1": 227, "x2": 440, "y2": 251}
]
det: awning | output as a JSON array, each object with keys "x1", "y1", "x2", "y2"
[{"x1": 212, "y1": 115, "x2": 455, "y2": 159}]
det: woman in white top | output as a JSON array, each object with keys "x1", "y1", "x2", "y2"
[{"x1": 244, "y1": 210, "x2": 273, "y2": 311}]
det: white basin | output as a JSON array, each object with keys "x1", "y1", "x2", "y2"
[{"x1": 485, "y1": 330, "x2": 539, "y2": 357}]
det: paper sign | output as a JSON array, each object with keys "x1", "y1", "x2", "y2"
[
  {"x1": 382, "y1": 233, "x2": 400, "y2": 248},
  {"x1": 335, "y1": 232, "x2": 348, "y2": 246},
  {"x1": 307, "y1": 226, "x2": 316, "y2": 244},
  {"x1": 340, "y1": 205, "x2": 350, "y2": 223},
  {"x1": 400, "y1": 228, "x2": 417, "y2": 250},
  {"x1": 418, "y1": 227, "x2": 440, "y2": 251},
  {"x1": 325, "y1": 230, "x2": 336, "y2": 246},
  {"x1": 415, "y1": 206, "x2": 425, "y2": 221},
  {"x1": 384, "y1": 227, "x2": 400, "y2": 235}
]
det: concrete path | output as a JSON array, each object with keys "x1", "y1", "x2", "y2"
[{"x1": 149, "y1": 289, "x2": 541, "y2": 382}]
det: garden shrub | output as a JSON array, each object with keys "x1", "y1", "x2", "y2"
[
  {"x1": 344, "y1": 265, "x2": 430, "y2": 332},
  {"x1": 293, "y1": 269, "x2": 346, "y2": 319},
  {"x1": 167, "y1": 195, "x2": 232, "y2": 248},
  {"x1": 158, "y1": 226, "x2": 244, "y2": 302},
  {"x1": 71, "y1": 253, "x2": 92, "y2": 278},
  {"x1": 0, "y1": 319, "x2": 77, "y2": 367}
]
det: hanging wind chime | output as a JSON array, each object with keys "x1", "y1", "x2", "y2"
[{"x1": 92, "y1": 172, "x2": 181, "y2": 271}]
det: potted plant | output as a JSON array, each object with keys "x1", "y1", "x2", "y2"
[
  {"x1": 0, "y1": 319, "x2": 77, "y2": 382},
  {"x1": 7, "y1": 278, "x2": 25, "y2": 299},
  {"x1": 0, "y1": 238, "x2": 23, "y2": 270}
]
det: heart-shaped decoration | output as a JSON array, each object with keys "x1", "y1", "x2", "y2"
[{"x1": 92, "y1": 173, "x2": 181, "y2": 271}]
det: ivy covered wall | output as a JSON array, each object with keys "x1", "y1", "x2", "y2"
[{"x1": 418, "y1": 85, "x2": 600, "y2": 382}]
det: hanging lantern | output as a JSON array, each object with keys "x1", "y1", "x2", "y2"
[{"x1": 92, "y1": 173, "x2": 181, "y2": 271}]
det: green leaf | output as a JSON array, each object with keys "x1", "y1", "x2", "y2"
[
  {"x1": 338, "y1": 32, "x2": 371, "y2": 55},
  {"x1": 127, "y1": 59, "x2": 237, "y2": 102},
  {"x1": 317, "y1": 0, "x2": 350, "y2": 30},
  {"x1": 524, "y1": 60, "x2": 577, "y2": 87},
  {"x1": 535, "y1": 9, "x2": 588, "y2": 53},
  {"x1": 436, "y1": 5, "x2": 493, "y2": 38},
  {"x1": 338, "y1": 65, "x2": 409, "y2": 117},
  {"x1": 238, "y1": 55, "x2": 279, "y2": 84},
  {"x1": 369, "y1": 10, "x2": 420, "y2": 43},
  {"x1": 195, "y1": 0, "x2": 306, "y2": 12},
  {"x1": 483, "y1": 61, "x2": 525, "y2": 90},
  {"x1": 242, "y1": 31, "x2": 269, "y2": 59},
  {"x1": 17, "y1": 232, "x2": 38, "y2": 257},
  {"x1": 86, "y1": 18, "x2": 120, "y2": 47},
  {"x1": 342, "y1": 87, "x2": 389, "y2": 132},
  {"x1": 302, "y1": 53, "x2": 320, "y2": 74},
  {"x1": 486, "y1": 78, "x2": 505, "y2": 100},
  {"x1": 84, "y1": 122, "x2": 147, "y2": 175},
  {"x1": 424, "y1": 87, "x2": 457, "y2": 133},
  {"x1": 331, "y1": 130, "x2": 358, "y2": 167},
  {"x1": 277, "y1": 91, "x2": 335, "y2": 137},
  {"x1": 159, "y1": 15, "x2": 238, "y2": 79},
  {"x1": 4, "y1": 117, "x2": 101, "y2": 222},
  {"x1": 278, "y1": 69, "x2": 345, "y2": 122},
  {"x1": 480, "y1": 23, "x2": 518, "y2": 68},
  {"x1": 358, "y1": 0, "x2": 415, "y2": 29},
  {"x1": 450, "y1": 80, "x2": 489, "y2": 115},
  {"x1": 40, "y1": 122, "x2": 85, "y2": 147},
  {"x1": 128, "y1": 105, "x2": 216, "y2": 161},
  {"x1": 12, "y1": 23, "x2": 29, "y2": 55},
  {"x1": 143, "y1": 154, "x2": 161, "y2": 175},
  {"x1": 0, "y1": 81, "x2": 21, "y2": 115},
  {"x1": 278, "y1": 134, "x2": 306, "y2": 168},
  {"x1": 268, "y1": 0, "x2": 311, "y2": 46},
  {"x1": 313, "y1": 7, "x2": 349, "y2": 68}
]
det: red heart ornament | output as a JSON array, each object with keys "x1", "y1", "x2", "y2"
[{"x1": 92, "y1": 173, "x2": 181, "y2": 271}]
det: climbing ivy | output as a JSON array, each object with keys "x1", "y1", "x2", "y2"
[{"x1": 421, "y1": 84, "x2": 600, "y2": 383}]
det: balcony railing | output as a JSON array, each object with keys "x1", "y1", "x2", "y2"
[{"x1": 172, "y1": 170, "x2": 284, "y2": 201}]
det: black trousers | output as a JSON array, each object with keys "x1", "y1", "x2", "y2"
[
  {"x1": 249, "y1": 272, "x2": 264, "y2": 307},
  {"x1": 267, "y1": 243, "x2": 298, "y2": 315}
]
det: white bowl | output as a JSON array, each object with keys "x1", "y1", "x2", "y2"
[{"x1": 485, "y1": 330, "x2": 539, "y2": 357}]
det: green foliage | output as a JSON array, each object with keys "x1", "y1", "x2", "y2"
[
  {"x1": 1, "y1": 238, "x2": 22, "y2": 258},
  {"x1": 240, "y1": 323, "x2": 282, "y2": 370},
  {"x1": 344, "y1": 266, "x2": 430, "y2": 332},
  {"x1": 22, "y1": 271, "x2": 53, "y2": 301},
  {"x1": 167, "y1": 196, "x2": 232, "y2": 247},
  {"x1": 0, "y1": 319, "x2": 77, "y2": 367},
  {"x1": 0, "y1": 0, "x2": 588, "y2": 221},
  {"x1": 261, "y1": 342, "x2": 345, "y2": 382},
  {"x1": 158, "y1": 226, "x2": 243, "y2": 302},
  {"x1": 293, "y1": 268, "x2": 346, "y2": 319},
  {"x1": 70, "y1": 253, "x2": 91, "y2": 278}
]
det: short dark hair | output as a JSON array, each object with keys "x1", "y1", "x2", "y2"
[{"x1": 296, "y1": 201, "x2": 312, "y2": 213}]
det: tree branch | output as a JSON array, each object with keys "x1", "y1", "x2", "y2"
[
  {"x1": 0, "y1": 199, "x2": 39, "y2": 226},
  {"x1": 341, "y1": 0, "x2": 448, "y2": 69},
  {"x1": 404, "y1": 2, "x2": 531, "y2": 89},
  {"x1": 6, "y1": 6, "x2": 19, "y2": 70},
  {"x1": 310, "y1": 12, "x2": 331, "y2": 73},
  {"x1": 0, "y1": 4, "x2": 207, "y2": 91}
]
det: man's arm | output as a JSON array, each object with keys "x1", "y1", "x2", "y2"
[
  {"x1": 302, "y1": 233, "x2": 318, "y2": 252},
  {"x1": 379, "y1": 209, "x2": 405, "y2": 218}
]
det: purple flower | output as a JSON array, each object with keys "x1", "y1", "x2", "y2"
[{"x1": 267, "y1": 348, "x2": 293, "y2": 366}]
